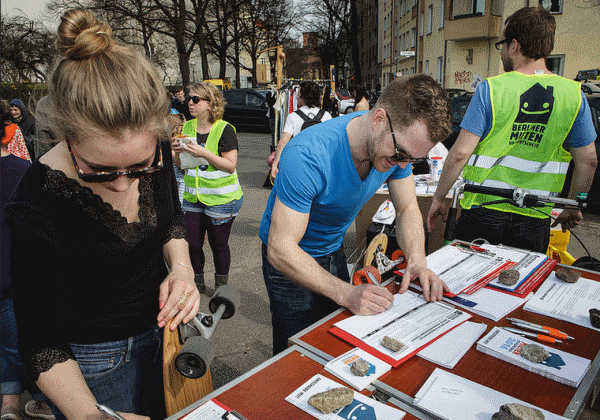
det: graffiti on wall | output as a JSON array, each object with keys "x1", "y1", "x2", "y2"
[{"x1": 454, "y1": 70, "x2": 472, "y2": 85}]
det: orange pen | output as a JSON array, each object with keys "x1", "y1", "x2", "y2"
[
  {"x1": 506, "y1": 318, "x2": 574, "y2": 340},
  {"x1": 504, "y1": 327, "x2": 562, "y2": 344}
]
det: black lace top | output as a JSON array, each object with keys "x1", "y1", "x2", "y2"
[{"x1": 4, "y1": 141, "x2": 186, "y2": 381}]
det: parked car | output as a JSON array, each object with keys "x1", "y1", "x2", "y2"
[
  {"x1": 204, "y1": 78, "x2": 232, "y2": 91},
  {"x1": 441, "y1": 91, "x2": 600, "y2": 205},
  {"x1": 444, "y1": 88, "x2": 470, "y2": 99},
  {"x1": 222, "y1": 89, "x2": 271, "y2": 133},
  {"x1": 581, "y1": 82, "x2": 600, "y2": 95},
  {"x1": 340, "y1": 98, "x2": 355, "y2": 114}
]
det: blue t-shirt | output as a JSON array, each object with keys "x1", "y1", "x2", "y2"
[
  {"x1": 461, "y1": 80, "x2": 596, "y2": 149},
  {"x1": 259, "y1": 112, "x2": 412, "y2": 257}
]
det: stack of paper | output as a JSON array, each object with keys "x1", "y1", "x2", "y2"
[
  {"x1": 285, "y1": 374, "x2": 405, "y2": 419},
  {"x1": 330, "y1": 291, "x2": 471, "y2": 367},
  {"x1": 477, "y1": 327, "x2": 591, "y2": 388},
  {"x1": 411, "y1": 283, "x2": 531, "y2": 322},
  {"x1": 524, "y1": 272, "x2": 600, "y2": 330},
  {"x1": 415, "y1": 368, "x2": 568, "y2": 420},
  {"x1": 481, "y1": 244, "x2": 549, "y2": 293},
  {"x1": 417, "y1": 321, "x2": 487, "y2": 369},
  {"x1": 426, "y1": 244, "x2": 513, "y2": 296},
  {"x1": 324, "y1": 348, "x2": 392, "y2": 391}
]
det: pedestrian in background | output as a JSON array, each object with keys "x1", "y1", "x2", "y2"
[
  {"x1": 8, "y1": 99, "x2": 35, "y2": 160},
  {"x1": 172, "y1": 81, "x2": 243, "y2": 293},
  {"x1": 4, "y1": 8, "x2": 199, "y2": 419}
]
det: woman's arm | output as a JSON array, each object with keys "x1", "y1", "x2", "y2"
[{"x1": 157, "y1": 238, "x2": 200, "y2": 331}]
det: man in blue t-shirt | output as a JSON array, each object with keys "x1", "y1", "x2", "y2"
[
  {"x1": 259, "y1": 75, "x2": 453, "y2": 354},
  {"x1": 428, "y1": 7, "x2": 597, "y2": 254}
]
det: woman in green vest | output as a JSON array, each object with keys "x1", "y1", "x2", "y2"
[{"x1": 172, "y1": 82, "x2": 243, "y2": 293}]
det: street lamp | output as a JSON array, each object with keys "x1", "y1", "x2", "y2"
[{"x1": 190, "y1": 60, "x2": 196, "y2": 83}]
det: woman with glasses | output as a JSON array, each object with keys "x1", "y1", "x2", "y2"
[
  {"x1": 4, "y1": 8, "x2": 199, "y2": 420},
  {"x1": 171, "y1": 82, "x2": 243, "y2": 294}
]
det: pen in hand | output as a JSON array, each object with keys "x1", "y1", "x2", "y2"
[{"x1": 96, "y1": 403, "x2": 127, "y2": 420}]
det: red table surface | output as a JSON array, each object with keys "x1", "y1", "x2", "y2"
[
  {"x1": 294, "y1": 269, "x2": 600, "y2": 417},
  {"x1": 208, "y1": 350, "x2": 420, "y2": 420}
]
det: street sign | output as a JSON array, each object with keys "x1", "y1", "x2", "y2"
[{"x1": 400, "y1": 51, "x2": 416, "y2": 57}]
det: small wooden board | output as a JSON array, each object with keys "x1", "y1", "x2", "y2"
[
  {"x1": 364, "y1": 233, "x2": 388, "y2": 267},
  {"x1": 163, "y1": 321, "x2": 214, "y2": 416}
]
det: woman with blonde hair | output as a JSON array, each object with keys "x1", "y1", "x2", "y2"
[
  {"x1": 4, "y1": 8, "x2": 199, "y2": 420},
  {"x1": 172, "y1": 82, "x2": 243, "y2": 293}
]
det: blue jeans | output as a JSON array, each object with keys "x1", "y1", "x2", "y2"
[
  {"x1": 42, "y1": 326, "x2": 165, "y2": 420},
  {"x1": 262, "y1": 244, "x2": 350, "y2": 355},
  {"x1": 456, "y1": 207, "x2": 551, "y2": 254},
  {"x1": 1, "y1": 297, "x2": 25, "y2": 395},
  {"x1": 183, "y1": 196, "x2": 243, "y2": 222}
]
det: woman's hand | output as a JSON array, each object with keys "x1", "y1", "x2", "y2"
[
  {"x1": 180, "y1": 142, "x2": 209, "y2": 159},
  {"x1": 157, "y1": 265, "x2": 200, "y2": 331},
  {"x1": 171, "y1": 136, "x2": 184, "y2": 154}
]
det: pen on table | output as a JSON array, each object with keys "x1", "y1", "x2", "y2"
[
  {"x1": 506, "y1": 318, "x2": 574, "y2": 340},
  {"x1": 503, "y1": 327, "x2": 563, "y2": 344},
  {"x1": 96, "y1": 403, "x2": 127, "y2": 420}
]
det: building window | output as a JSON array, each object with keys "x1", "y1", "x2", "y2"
[
  {"x1": 420, "y1": 12, "x2": 424, "y2": 36},
  {"x1": 411, "y1": 27, "x2": 416, "y2": 47},
  {"x1": 424, "y1": 60, "x2": 430, "y2": 75},
  {"x1": 427, "y1": 5, "x2": 433, "y2": 34},
  {"x1": 259, "y1": 58, "x2": 266, "y2": 65},
  {"x1": 439, "y1": 0, "x2": 445, "y2": 28},
  {"x1": 437, "y1": 56, "x2": 444, "y2": 84},
  {"x1": 539, "y1": 0, "x2": 563, "y2": 14},
  {"x1": 546, "y1": 55, "x2": 564, "y2": 75}
]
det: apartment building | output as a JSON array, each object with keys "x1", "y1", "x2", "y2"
[{"x1": 367, "y1": 0, "x2": 600, "y2": 91}]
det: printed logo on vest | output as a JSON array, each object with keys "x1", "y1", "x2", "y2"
[{"x1": 510, "y1": 83, "x2": 554, "y2": 148}]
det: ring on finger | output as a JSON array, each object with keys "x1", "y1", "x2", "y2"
[{"x1": 177, "y1": 291, "x2": 192, "y2": 310}]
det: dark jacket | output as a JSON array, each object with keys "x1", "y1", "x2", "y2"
[{"x1": 9, "y1": 99, "x2": 35, "y2": 158}]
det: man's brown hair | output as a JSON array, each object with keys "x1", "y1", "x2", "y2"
[
  {"x1": 375, "y1": 74, "x2": 451, "y2": 144},
  {"x1": 504, "y1": 7, "x2": 555, "y2": 60}
]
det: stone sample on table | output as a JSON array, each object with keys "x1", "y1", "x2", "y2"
[
  {"x1": 492, "y1": 403, "x2": 545, "y2": 420},
  {"x1": 307, "y1": 387, "x2": 354, "y2": 414},
  {"x1": 350, "y1": 358, "x2": 370, "y2": 377},
  {"x1": 590, "y1": 309, "x2": 600, "y2": 328},
  {"x1": 381, "y1": 336, "x2": 404, "y2": 352},
  {"x1": 555, "y1": 266, "x2": 580, "y2": 283},
  {"x1": 520, "y1": 343, "x2": 550, "y2": 363},
  {"x1": 498, "y1": 269, "x2": 520, "y2": 286}
]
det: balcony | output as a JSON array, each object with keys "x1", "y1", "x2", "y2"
[{"x1": 444, "y1": 0, "x2": 503, "y2": 41}]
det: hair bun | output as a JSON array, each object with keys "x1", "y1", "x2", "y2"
[{"x1": 57, "y1": 8, "x2": 112, "y2": 59}]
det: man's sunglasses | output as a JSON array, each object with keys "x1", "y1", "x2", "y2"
[
  {"x1": 385, "y1": 112, "x2": 428, "y2": 164},
  {"x1": 67, "y1": 140, "x2": 163, "y2": 183},
  {"x1": 495, "y1": 39, "x2": 509, "y2": 50},
  {"x1": 187, "y1": 95, "x2": 205, "y2": 104}
]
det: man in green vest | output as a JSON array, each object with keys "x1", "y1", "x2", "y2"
[{"x1": 427, "y1": 6, "x2": 597, "y2": 254}]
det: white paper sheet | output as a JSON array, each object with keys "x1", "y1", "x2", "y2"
[
  {"x1": 417, "y1": 321, "x2": 487, "y2": 369},
  {"x1": 426, "y1": 245, "x2": 509, "y2": 295},
  {"x1": 482, "y1": 244, "x2": 548, "y2": 292},
  {"x1": 415, "y1": 368, "x2": 568, "y2": 420},
  {"x1": 524, "y1": 273, "x2": 600, "y2": 330},
  {"x1": 334, "y1": 291, "x2": 471, "y2": 363}
]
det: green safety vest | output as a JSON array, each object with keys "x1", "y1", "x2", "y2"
[
  {"x1": 461, "y1": 72, "x2": 581, "y2": 218},
  {"x1": 182, "y1": 119, "x2": 243, "y2": 206}
]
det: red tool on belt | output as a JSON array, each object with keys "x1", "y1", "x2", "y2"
[{"x1": 352, "y1": 233, "x2": 406, "y2": 286}]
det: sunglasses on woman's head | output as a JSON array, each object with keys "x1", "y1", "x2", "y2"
[{"x1": 67, "y1": 140, "x2": 163, "y2": 183}]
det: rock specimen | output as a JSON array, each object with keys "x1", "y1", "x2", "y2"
[
  {"x1": 350, "y1": 358, "x2": 370, "y2": 377},
  {"x1": 520, "y1": 343, "x2": 550, "y2": 363},
  {"x1": 498, "y1": 269, "x2": 520, "y2": 286},
  {"x1": 590, "y1": 309, "x2": 600, "y2": 328},
  {"x1": 307, "y1": 387, "x2": 354, "y2": 414},
  {"x1": 555, "y1": 266, "x2": 580, "y2": 283},
  {"x1": 492, "y1": 403, "x2": 545, "y2": 420},
  {"x1": 381, "y1": 336, "x2": 404, "y2": 352}
]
